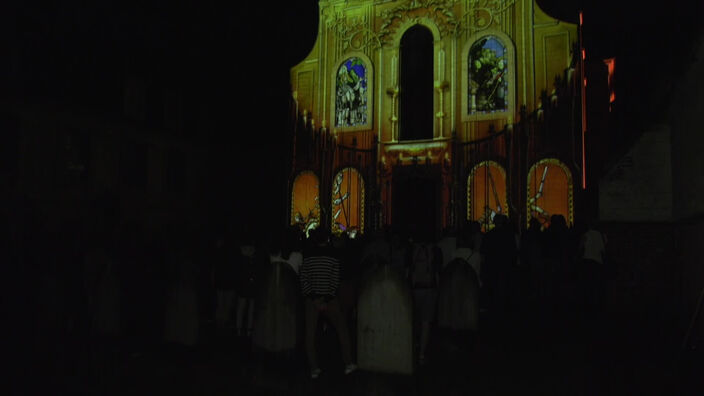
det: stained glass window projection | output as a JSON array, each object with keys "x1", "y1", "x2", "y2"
[
  {"x1": 331, "y1": 167, "x2": 365, "y2": 237},
  {"x1": 291, "y1": 171, "x2": 320, "y2": 237},
  {"x1": 527, "y1": 159, "x2": 573, "y2": 228},
  {"x1": 335, "y1": 57, "x2": 368, "y2": 128},
  {"x1": 468, "y1": 36, "x2": 508, "y2": 114},
  {"x1": 467, "y1": 161, "x2": 508, "y2": 232}
]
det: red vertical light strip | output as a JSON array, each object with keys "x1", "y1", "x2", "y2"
[
  {"x1": 604, "y1": 58, "x2": 616, "y2": 109},
  {"x1": 579, "y1": 10, "x2": 587, "y2": 189}
]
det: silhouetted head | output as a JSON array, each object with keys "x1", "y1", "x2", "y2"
[
  {"x1": 468, "y1": 220, "x2": 482, "y2": 234},
  {"x1": 457, "y1": 228, "x2": 472, "y2": 248},
  {"x1": 309, "y1": 227, "x2": 329, "y2": 246},
  {"x1": 494, "y1": 214, "x2": 508, "y2": 228},
  {"x1": 549, "y1": 215, "x2": 568, "y2": 231},
  {"x1": 391, "y1": 232, "x2": 401, "y2": 246},
  {"x1": 585, "y1": 216, "x2": 600, "y2": 230},
  {"x1": 371, "y1": 228, "x2": 386, "y2": 242},
  {"x1": 528, "y1": 217, "x2": 541, "y2": 231}
]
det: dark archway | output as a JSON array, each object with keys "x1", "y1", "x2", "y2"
[
  {"x1": 400, "y1": 25, "x2": 434, "y2": 141},
  {"x1": 392, "y1": 166, "x2": 441, "y2": 242}
]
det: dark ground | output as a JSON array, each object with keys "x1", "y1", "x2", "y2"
[{"x1": 22, "y1": 289, "x2": 704, "y2": 396}]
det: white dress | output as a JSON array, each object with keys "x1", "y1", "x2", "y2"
[{"x1": 270, "y1": 251, "x2": 303, "y2": 274}]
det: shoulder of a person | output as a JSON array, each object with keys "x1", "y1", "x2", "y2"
[{"x1": 289, "y1": 251, "x2": 304, "y2": 263}]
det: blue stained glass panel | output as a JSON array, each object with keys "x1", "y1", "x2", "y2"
[
  {"x1": 335, "y1": 57, "x2": 368, "y2": 127},
  {"x1": 468, "y1": 36, "x2": 509, "y2": 114}
]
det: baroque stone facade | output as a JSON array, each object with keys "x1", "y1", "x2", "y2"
[{"x1": 289, "y1": 0, "x2": 581, "y2": 236}]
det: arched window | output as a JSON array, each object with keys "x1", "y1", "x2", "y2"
[
  {"x1": 331, "y1": 167, "x2": 365, "y2": 236},
  {"x1": 400, "y1": 25, "x2": 434, "y2": 141},
  {"x1": 462, "y1": 32, "x2": 515, "y2": 122},
  {"x1": 291, "y1": 171, "x2": 320, "y2": 235},
  {"x1": 527, "y1": 159, "x2": 574, "y2": 228},
  {"x1": 467, "y1": 161, "x2": 508, "y2": 232},
  {"x1": 335, "y1": 57, "x2": 369, "y2": 128},
  {"x1": 468, "y1": 36, "x2": 508, "y2": 114}
]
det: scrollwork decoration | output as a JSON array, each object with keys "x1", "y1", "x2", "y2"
[
  {"x1": 329, "y1": 11, "x2": 382, "y2": 52},
  {"x1": 456, "y1": 0, "x2": 516, "y2": 36},
  {"x1": 377, "y1": 0, "x2": 461, "y2": 45}
]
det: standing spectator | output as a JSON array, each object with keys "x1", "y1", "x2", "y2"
[
  {"x1": 407, "y1": 234, "x2": 442, "y2": 365},
  {"x1": 332, "y1": 232, "x2": 358, "y2": 329},
  {"x1": 164, "y1": 232, "x2": 200, "y2": 348},
  {"x1": 542, "y1": 215, "x2": 570, "y2": 312},
  {"x1": 389, "y1": 231, "x2": 410, "y2": 275},
  {"x1": 84, "y1": 229, "x2": 121, "y2": 392},
  {"x1": 467, "y1": 220, "x2": 484, "y2": 253},
  {"x1": 436, "y1": 227, "x2": 457, "y2": 270},
  {"x1": 269, "y1": 228, "x2": 303, "y2": 275},
  {"x1": 360, "y1": 229, "x2": 390, "y2": 269},
  {"x1": 213, "y1": 235, "x2": 236, "y2": 333},
  {"x1": 452, "y1": 228, "x2": 481, "y2": 284},
  {"x1": 235, "y1": 235, "x2": 261, "y2": 338},
  {"x1": 300, "y1": 228, "x2": 357, "y2": 379},
  {"x1": 577, "y1": 219, "x2": 607, "y2": 316},
  {"x1": 480, "y1": 214, "x2": 518, "y2": 321},
  {"x1": 521, "y1": 218, "x2": 544, "y2": 304}
]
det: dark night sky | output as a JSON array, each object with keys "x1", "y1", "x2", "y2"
[
  {"x1": 6, "y1": 0, "x2": 701, "y2": 137},
  {"x1": 3, "y1": 0, "x2": 702, "y2": 229}
]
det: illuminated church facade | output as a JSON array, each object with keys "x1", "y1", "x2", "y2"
[{"x1": 288, "y1": 0, "x2": 585, "y2": 238}]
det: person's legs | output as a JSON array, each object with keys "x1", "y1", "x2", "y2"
[
  {"x1": 246, "y1": 298, "x2": 255, "y2": 336},
  {"x1": 578, "y1": 259, "x2": 590, "y2": 312},
  {"x1": 215, "y1": 290, "x2": 232, "y2": 329},
  {"x1": 236, "y1": 297, "x2": 247, "y2": 335},
  {"x1": 413, "y1": 288, "x2": 436, "y2": 363},
  {"x1": 419, "y1": 320, "x2": 431, "y2": 361},
  {"x1": 304, "y1": 299, "x2": 320, "y2": 372},
  {"x1": 224, "y1": 290, "x2": 235, "y2": 327},
  {"x1": 325, "y1": 298, "x2": 353, "y2": 365}
]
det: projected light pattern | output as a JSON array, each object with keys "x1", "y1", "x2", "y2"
[
  {"x1": 335, "y1": 57, "x2": 368, "y2": 127},
  {"x1": 467, "y1": 161, "x2": 508, "y2": 232},
  {"x1": 291, "y1": 171, "x2": 320, "y2": 237},
  {"x1": 331, "y1": 167, "x2": 364, "y2": 236},
  {"x1": 468, "y1": 36, "x2": 508, "y2": 114},
  {"x1": 527, "y1": 159, "x2": 574, "y2": 228}
]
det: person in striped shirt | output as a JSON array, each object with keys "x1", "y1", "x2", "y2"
[{"x1": 300, "y1": 228, "x2": 357, "y2": 379}]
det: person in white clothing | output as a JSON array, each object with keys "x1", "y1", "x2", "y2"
[
  {"x1": 577, "y1": 220, "x2": 607, "y2": 314},
  {"x1": 269, "y1": 228, "x2": 304, "y2": 274},
  {"x1": 452, "y1": 228, "x2": 482, "y2": 286},
  {"x1": 436, "y1": 228, "x2": 457, "y2": 270}
]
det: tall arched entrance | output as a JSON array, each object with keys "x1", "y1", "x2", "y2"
[
  {"x1": 399, "y1": 25, "x2": 434, "y2": 141},
  {"x1": 392, "y1": 166, "x2": 441, "y2": 242}
]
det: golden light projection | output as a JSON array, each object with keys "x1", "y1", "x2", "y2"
[
  {"x1": 291, "y1": 171, "x2": 320, "y2": 236},
  {"x1": 467, "y1": 161, "x2": 508, "y2": 231},
  {"x1": 331, "y1": 167, "x2": 365, "y2": 236},
  {"x1": 286, "y1": 1, "x2": 581, "y2": 234},
  {"x1": 527, "y1": 159, "x2": 574, "y2": 228}
]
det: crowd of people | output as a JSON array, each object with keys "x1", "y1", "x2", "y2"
[
  {"x1": 210, "y1": 214, "x2": 607, "y2": 378},
  {"x1": 13, "y1": 207, "x2": 607, "y2": 386}
]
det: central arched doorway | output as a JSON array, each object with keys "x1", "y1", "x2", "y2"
[
  {"x1": 392, "y1": 166, "x2": 441, "y2": 241},
  {"x1": 399, "y1": 25, "x2": 434, "y2": 141}
]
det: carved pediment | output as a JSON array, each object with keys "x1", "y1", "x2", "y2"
[
  {"x1": 377, "y1": 0, "x2": 460, "y2": 45},
  {"x1": 325, "y1": 0, "x2": 516, "y2": 52},
  {"x1": 328, "y1": 12, "x2": 382, "y2": 52},
  {"x1": 457, "y1": 0, "x2": 516, "y2": 36}
]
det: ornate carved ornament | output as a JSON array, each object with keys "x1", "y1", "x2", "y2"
[
  {"x1": 377, "y1": 0, "x2": 461, "y2": 45},
  {"x1": 381, "y1": 139, "x2": 451, "y2": 167},
  {"x1": 325, "y1": 0, "x2": 515, "y2": 52},
  {"x1": 327, "y1": 11, "x2": 382, "y2": 52},
  {"x1": 456, "y1": 0, "x2": 516, "y2": 36}
]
